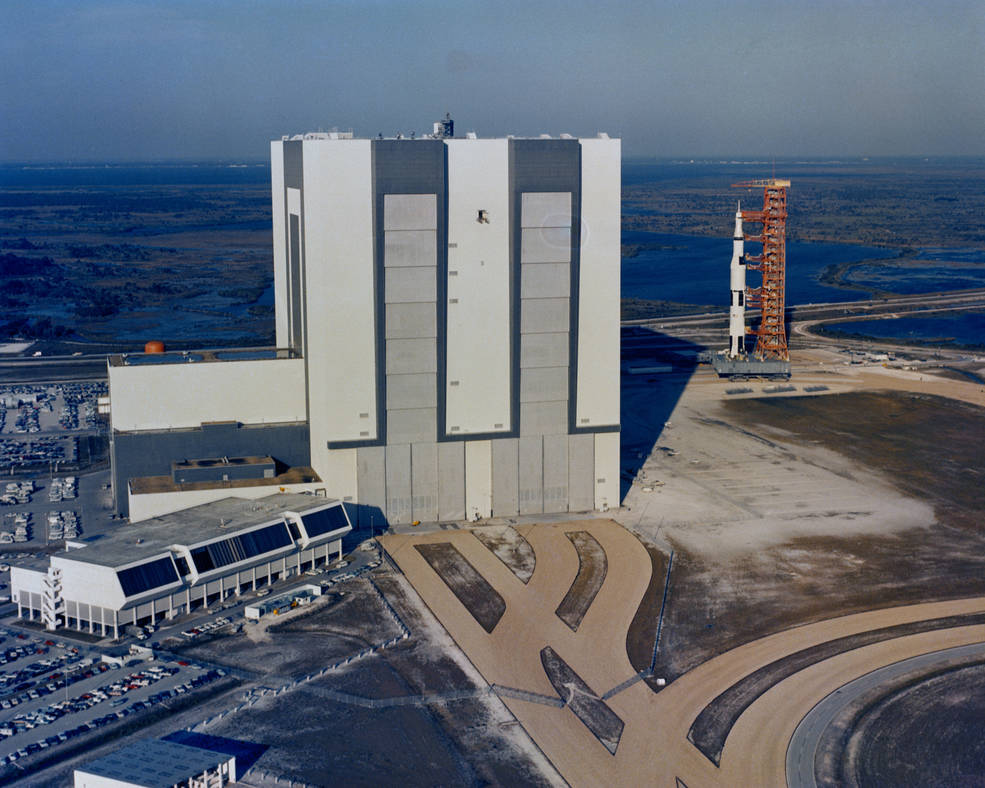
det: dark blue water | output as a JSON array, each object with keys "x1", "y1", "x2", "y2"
[
  {"x1": 0, "y1": 162, "x2": 269, "y2": 188},
  {"x1": 622, "y1": 230, "x2": 896, "y2": 306},
  {"x1": 845, "y1": 247, "x2": 985, "y2": 294},
  {"x1": 4, "y1": 159, "x2": 984, "y2": 348},
  {"x1": 824, "y1": 313, "x2": 985, "y2": 348}
]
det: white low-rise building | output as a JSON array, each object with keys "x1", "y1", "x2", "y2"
[
  {"x1": 74, "y1": 737, "x2": 236, "y2": 788},
  {"x1": 12, "y1": 493, "x2": 350, "y2": 637}
]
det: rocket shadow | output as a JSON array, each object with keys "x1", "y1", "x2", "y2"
[{"x1": 619, "y1": 325, "x2": 703, "y2": 503}]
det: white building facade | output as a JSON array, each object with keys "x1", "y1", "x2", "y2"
[
  {"x1": 107, "y1": 129, "x2": 621, "y2": 525},
  {"x1": 12, "y1": 494, "x2": 350, "y2": 635}
]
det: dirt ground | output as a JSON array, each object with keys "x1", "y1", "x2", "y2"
[
  {"x1": 625, "y1": 544, "x2": 670, "y2": 685},
  {"x1": 843, "y1": 662, "x2": 985, "y2": 787},
  {"x1": 415, "y1": 542, "x2": 506, "y2": 634},
  {"x1": 554, "y1": 531, "x2": 607, "y2": 631},
  {"x1": 159, "y1": 575, "x2": 558, "y2": 787},
  {"x1": 472, "y1": 525, "x2": 536, "y2": 584},
  {"x1": 617, "y1": 381, "x2": 985, "y2": 682}
]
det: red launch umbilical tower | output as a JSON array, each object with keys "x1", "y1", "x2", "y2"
[{"x1": 732, "y1": 179, "x2": 791, "y2": 361}]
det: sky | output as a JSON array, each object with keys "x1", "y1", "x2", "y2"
[{"x1": 1, "y1": 0, "x2": 983, "y2": 161}]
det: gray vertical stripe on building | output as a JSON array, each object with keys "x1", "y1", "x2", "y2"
[
  {"x1": 491, "y1": 438, "x2": 520, "y2": 516},
  {"x1": 518, "y1": 435, "x2": 544, "y2": 514},
  {"x1": 543, "y1": 433, "x2": 569, "y2": 512},
  {"x1": 411, "y1": 442, "x2": 438, "y2": 522},
  {"x1": 289, "y1": 215, "x2": 302, "y2": 351},
  {"x1": 385, "y1": 443, "x2": 412, "y2": 524},
  {"x1": 282, "y1": 140, "x2": 310, "y2": 425},
  {"x1": 356, "y1": 446, "x2": 386, "y2": 525},
  {"x1": 509, "y1": 140, "x2": 581, "y2": 441},
  {"x1": 567, "y1": 433, "x2": 594, "y2": 511}
]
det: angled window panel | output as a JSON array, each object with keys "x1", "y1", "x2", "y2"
[
  {"x1": 117, "y1": 557, "x2": 179, "y2": 597},
  {"x1": 190, "y1": 521, "x2": 293, "y2": 574},
  {"x1": 299, "y1": 505, "x2": 350, "y2": 538}
]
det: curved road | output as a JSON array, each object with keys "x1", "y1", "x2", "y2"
[{"x1": 786, "y1": 641, "x2": 985, "y2": 788}]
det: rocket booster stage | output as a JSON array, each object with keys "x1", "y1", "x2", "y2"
[{"x1": 728, "y1": 203, "x2": 745, "y2": 357}]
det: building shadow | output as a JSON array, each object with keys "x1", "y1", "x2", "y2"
[
  {"x1": 619, "y1": 325, "x2": 704, "y2": 503},
  {"x1": 162, "y1": 730, "x2": 268, "y2": 774},
  {"x1": 344, "y1": 502, "x2": 386, "y2": 546}
]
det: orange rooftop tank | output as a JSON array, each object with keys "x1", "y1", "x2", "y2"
[{"x1": 144, "y1": 340, "x2": 166, "y2": 354}]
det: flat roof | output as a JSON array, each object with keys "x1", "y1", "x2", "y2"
[
  {"x1": 76, "y1": 738, "x2": 232, "y2": 787},
  {"x1": 129, "y1": 464, "x2": 319, "y2": 494},
  {"x1": 108, "y1": 346, "x2": 297, "y2": 368},
  {"x1": 280, "y1": 132, "x2": 614, "y2": 142},
  {"x1": 63, "y1": 492, "x2": 341, "y2": 569},
  {"x1": 173, "y1": 455, "x2": 274, "y2": 470}
]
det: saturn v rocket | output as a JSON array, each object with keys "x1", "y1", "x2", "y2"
[{"x1": 728, "y1": 203, "x2": 746, "y2": 357}]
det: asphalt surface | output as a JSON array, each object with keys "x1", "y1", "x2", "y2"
[
  {"x1": 785, "y1": 641, "x2": 985, "y2": 788},
  {"x1": 0, "y1": 357, "x2": 108, "y2": 385}
]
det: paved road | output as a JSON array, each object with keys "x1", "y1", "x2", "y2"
[
  {"x1": 0, "y1": 357, "x2": 108, "y2": 385},
  {"x1": 785, "y1": 641, "x2": 985, "y2": 788}
]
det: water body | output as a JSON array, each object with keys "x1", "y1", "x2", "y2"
[
  {"x1": 4, "y1": 160, "x2": 983, "y2": 348},
  {"x1": 0, "y1": 162, "x2": 270, "y2": 188},
  {"x1": 622, "y1": 230, "x2": 896, "y2": 306},
  {"x1": 845, "y1": 247, "x2": 985, "y2": 294},
  {"x1": 824, "y1": 312, "x2": 985, "y2": 349}
]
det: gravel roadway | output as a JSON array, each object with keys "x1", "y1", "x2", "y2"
[
  {"x1": 385, "y1": 522, "x2": 985, "y2": 787},
  {"x1": 785, "y1": 641, "x2": 985, "y2": 788}
]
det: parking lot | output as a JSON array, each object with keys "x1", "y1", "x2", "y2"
[
  {"x1": 0, "y1": 627, "x2": 225, "y2": 765},
  {"x1": 0, "y1": 382, "x2": 106, "y2": 439},
  {"x1": 157, "y1": 534, "x2": 382, "y2": 647}
]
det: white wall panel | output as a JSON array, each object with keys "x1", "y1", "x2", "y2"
[
  {"x1": 109, "y1": 359, "x2": 306, "y2": 432},
  {"x1": 270, "y1": 141, "x2": 289, "y2": 348},
  {"x1": 51, "y1": 559, "x2": 125, "y2": 611},
  {"x1": 444, "y1": 139, "x2": 512, "y2": 436},
  {"x1": 301, "y1": 141, "x2": 377, "y2": 475},
  {"x1": 594, "y1": 431, "x2": 620, "y2": 510},
  {"x1": 318, "y1": 448, "x2": 358, "y2": 503},
  {"x1": 576, "y1": 138, "x2": 621, "y2": 428},
  {"x1": 464, "y1": 439, "x2": 492, "y2": 520},
  {"x1": 438, "y1": 442, "x2": 465, "y2": 520},
  {"x1": 127, "y1": 480, "x2": 322, "y2": 524}
]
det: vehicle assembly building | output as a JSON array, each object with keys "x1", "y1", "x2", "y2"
[{"x1": 106, "y1": 122, "x2": 622, "y2": 525}]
